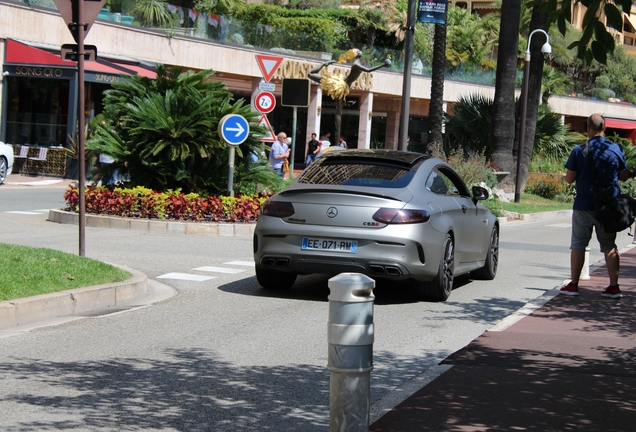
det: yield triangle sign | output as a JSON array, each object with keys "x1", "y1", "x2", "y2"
[
  {"x1": 54, "y1": 0, "x2": 107, "y2": 43},
  {"x1": 257, "y1": 114, "x2": 276, "y2": 142},
  {"x1": 255, "y1": 54, "x2": 284, "y2": 83}
]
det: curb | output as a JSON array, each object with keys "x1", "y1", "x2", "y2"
[
  {"x1": 48, "y1": 209, "x2": 257, "y2": 237},
  {"x1": 497, "y1": 209, "x2": 572, "y2": 225},
  {"x1": 0, "y1": 266, "x2": 148, "y2": 331}
]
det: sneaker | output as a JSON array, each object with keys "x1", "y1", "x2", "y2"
[
  {"x1": 559, "y1": 282, "x2": 579, "y2": 296},
  {"x1": 601, "y1": 285, "x2": 623, "y2": 299}
]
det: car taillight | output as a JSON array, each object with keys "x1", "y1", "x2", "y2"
[
  {"x1": 372, "y1": 208, "x2": 430, "y2": 224},
  {"x1": 261, "y1": 200, "x2": 295, "y2": 218}
]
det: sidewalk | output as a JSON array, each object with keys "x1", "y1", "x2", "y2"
[
  {"x1": 2, "y1": 173, "x2": 76, "y2": 188},
  {"x1": 371, "y1": 246, "x2": 636, "y2": 431}
]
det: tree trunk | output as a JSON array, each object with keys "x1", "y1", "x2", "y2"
[
  {"x1": 489, "y1": 0, "x2": 521, "y2": 191},
  {"x1": 428, "y1": 23, "x2": 447, "y2": 157},
  {"x1": 518, "y1": 7, "x2": 549, "y2": 192}
]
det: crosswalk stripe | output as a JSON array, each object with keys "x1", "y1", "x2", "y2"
[
  {"x1": 4, "y1": 211, "x2": 44, "y2": 215},
  {"x1": 156, "y1": 273, "x2": 215, "y2": 281},
  {"x1": 224, "y1": 260, "x2": 254, "y2": 266},
  {"x1": 192, "y1": 266, "x2": 245, "y2": 274}
]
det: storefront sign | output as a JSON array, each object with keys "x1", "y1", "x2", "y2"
[
  {"x1": 273, "y1": 59, "x2": 374, "y2": 92},
  {"x1": 5, "y1": 65, "x2": 127, "y2": 84},
  {"x1": 13, "y1": 66, "x2": 65, "y2": 78},
  {"x1": 4, "y1": 65, "x2": 75, "y2": 80},
  {"x1": 93, "y1": 73, "x2": 122, "y2": 83}
]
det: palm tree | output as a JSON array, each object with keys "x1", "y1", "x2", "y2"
[
  {"x1": 540, "y1": 65, "x2": 569, "y2": 104},
  {"x1": 516, "y1": 6, "x2": 550, "y2": 193},
  {"x1": 89, "y1": 65, "x2": 268, "y2": 193},
  {"x1": 446, "y1": 93, "x2": 572, "y2": 164},
  {"x1": 488, "y1": 0, "x2": 520, "y2": 181},
  {"x1": 131, "y1": 0, "x2": 176, "y2": 28},
  {"x1": 427, "y1": 23, "x2": 447, "y2": 155},
  {"x1": 445, "y1": 94, "x2": 493, "y2": 155}
]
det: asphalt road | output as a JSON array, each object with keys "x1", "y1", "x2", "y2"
[{"x1": 1, "y1": 185, "x2": 634, "y2": 431}]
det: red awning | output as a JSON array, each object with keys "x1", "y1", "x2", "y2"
[
  {"x1": 605, "y1": 118, "x2": 636, "y2": 129},
  {"x1": 5, "y1": 39, "x2": 156, "y2": 79},
  {"x1": 112, "y1": 62, "x2": 156, "y2": 78},
  {"x1": 5, "y1": 39, "x2": 72, "y2": 67}
]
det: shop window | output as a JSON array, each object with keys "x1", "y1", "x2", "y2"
[{"x1": 5, "y1": 77, "x2": 69, "y2": 146}]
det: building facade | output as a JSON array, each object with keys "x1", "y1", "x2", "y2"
[{"x1": 2, "y1": 0, "x2": 636, "y2": 175}]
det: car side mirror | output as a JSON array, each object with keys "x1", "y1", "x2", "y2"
[{"x1": 472, "y1": 186, "x2": 489, "y2": 203}]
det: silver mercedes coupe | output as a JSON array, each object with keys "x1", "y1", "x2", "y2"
[{"x1": 253, "y1": 149, "x2": 499, "y2": 301}]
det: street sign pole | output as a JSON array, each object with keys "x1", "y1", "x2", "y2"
[
  {"x1": 290, "y1": 107, "x2": 297, "y2": 178},
  {"x1": 55, "y1": 0, "x2": 106, "y2": 256},
  {"x1": 75, "y1": 0, "x2": 87, "y2": 257},
  {"x1": 227, "y1": 146, "x2": 235, "y2": 197},
  {"x1": 218, "y1": 114, "x2": 249, "y2": 197}
]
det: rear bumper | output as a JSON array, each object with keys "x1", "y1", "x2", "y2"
[
  {"x1": 258, "y1": 253, "x2": 413, "y2": 279},
  {"x1": 253, "y1": 219, "x2": 444, "y2": 281}
]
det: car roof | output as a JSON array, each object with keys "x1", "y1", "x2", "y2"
[{"x1": 320, "y1": 149, "x2": 432, "y2": 167}]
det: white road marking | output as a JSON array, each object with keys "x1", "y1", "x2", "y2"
[
  {"x1": 224, "y1": 260, "x2": 254, "y2": 266},
  {"x1": 4, "y1": 211, "x2": 45, "y2": 215},
  {"x1": 156, "y1": 273, "x2": 215, "y2": 281},
  {"x1": 192, "y1": 266, "x2": 245, "y2": 274},
  {"x1": 6, "y1": 180, "x2": 62, "y2": 186},
  {"x1": 547, "y1": 223, "x2": 571, "y2": 228}
]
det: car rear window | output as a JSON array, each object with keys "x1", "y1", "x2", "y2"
[{"x1": 297, "y1": 158, "x2": 419, "y2": 188}]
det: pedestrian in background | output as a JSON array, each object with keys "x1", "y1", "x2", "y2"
[
  {"x1": 269, "y1": 132, "x2": 290, "y2": 177},
  {"x1": 338, "y1": 136, "x2": 348, "y2": 149},
  {"x1": 560, "y1": 113, "x2": 629, "y2": 298},
  {"x1": 305, "y1": 133, "x2": 320, "y2": 167}
]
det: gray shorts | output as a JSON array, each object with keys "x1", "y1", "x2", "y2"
[{"x1": 571, "y1": 210, "x2": 617, "y2": 252}]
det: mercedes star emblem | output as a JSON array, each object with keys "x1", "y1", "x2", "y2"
[{"x1": 326, "y1": 207, "x2": 338, "y2": 218}]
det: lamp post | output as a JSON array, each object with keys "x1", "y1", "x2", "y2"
[{"x1": 514, "y1": 29, "x2": 551, "y2": 203}]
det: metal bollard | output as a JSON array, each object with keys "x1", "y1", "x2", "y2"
[
  {"x1": 327, "y1": 273, "x2": 375, "y2": 432},
  {"x1": 580, "y1": 247, "x2": 591, "y2": 280}
]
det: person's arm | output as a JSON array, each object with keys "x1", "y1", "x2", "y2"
[
  {"x1": 619, "y1": 169, "x2": 629, "y2": 182},
  {"x1": 277, "y1": 145, "x2": 290, "y2": 160},
  {"x1": 565, "y1": 169, "x2": 577, "y2": 184}
]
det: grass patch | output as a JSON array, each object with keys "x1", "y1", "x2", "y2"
[
  {"x1": 499, "y1": 193, "x2": 572, "y2": 214},
  {"x1": 0, "y1": 244, "x2": 131, "y2": 301}
]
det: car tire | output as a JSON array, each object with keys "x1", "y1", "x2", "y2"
[
  {"x1": 0, "y1": 156, "x2": 7, "y2": 185},
  {"x1": 255, "y1": 265, "x2": 297, "y2": 290},
  {"x1": 471, "y1": 225, "x2": 499, "y2": 280},
  {"x1": 417, "y1": 233, "x2": 454, "y2": 302}
]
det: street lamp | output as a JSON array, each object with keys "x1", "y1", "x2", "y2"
[{"x1": 514, "y1": 29, "x2": 552, "y2": 203}]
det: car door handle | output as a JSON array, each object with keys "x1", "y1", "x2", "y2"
[{"x1": 461, "y1": 205, "x2": 467, "y2": 214}]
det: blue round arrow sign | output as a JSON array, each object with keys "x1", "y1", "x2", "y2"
[{"x1": 219, "y1": 114, "x2": 250, "y2": 146}]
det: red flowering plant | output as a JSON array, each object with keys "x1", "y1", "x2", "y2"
[{"x1": 63, "y1": 186, "x2": 271, "y2": 222}]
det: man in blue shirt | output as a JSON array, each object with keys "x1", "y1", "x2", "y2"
[
  {"x1": 561, "y1": 113, "x2": 629, "y2": 298},
  {"x1": 269, "y1": 132, "x2": 290, "y2": 177}
]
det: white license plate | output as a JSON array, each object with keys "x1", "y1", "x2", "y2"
[{"x1": 301, "y1": 238, "x2": 358, "y2": 253}]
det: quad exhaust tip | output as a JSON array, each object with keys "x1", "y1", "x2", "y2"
[
  {"x1": 369, "y1": 265, "x2": 402, "y2": 276},
  {"x1": 262, "y1": 257, "x2": 290, "y2": 267}
]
